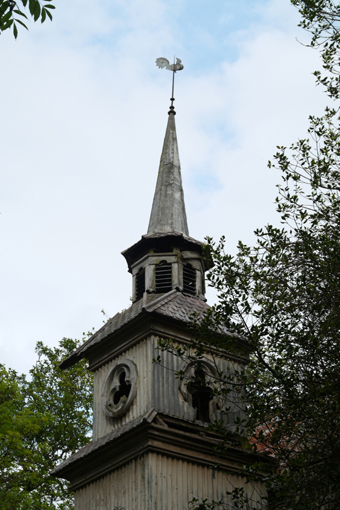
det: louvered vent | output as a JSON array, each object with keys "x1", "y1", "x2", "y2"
[
  {"x1": 135, "y1": 267, "x2": 145, "y2": 301},
  {"x1": 155, "y1": 261, "x2": 172, "y2": 293},
  {"x1": 183, "y1": 263, "x2": 196, "y2": 295}
]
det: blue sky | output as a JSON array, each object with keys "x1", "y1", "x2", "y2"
[{"x1": 1, "y1": 0, "x2": 327, "y2": 374}]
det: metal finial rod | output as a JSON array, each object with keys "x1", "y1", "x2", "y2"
[
  {"x1": 155, "y1": 56, "x2": 184, "y2": 115},
  {"x1": 169, "y1": 66, "x2": 175, "y2": 114}
]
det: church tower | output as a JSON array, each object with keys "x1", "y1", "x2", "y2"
[{"x1": 52, "y1": 83, "x2": 266, "y2": 509}]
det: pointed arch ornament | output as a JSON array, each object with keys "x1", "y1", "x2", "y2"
[{"x1": 179, "y1": 359, "x2": 223, "y2": 423}]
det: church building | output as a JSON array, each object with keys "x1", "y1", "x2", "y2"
[{"x1": 52, "y1": 87, "x2": 266, "y2": 509}]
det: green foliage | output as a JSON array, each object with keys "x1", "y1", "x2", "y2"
[
  {"x1": 0, "y1": 0, "x2": 55, "y2": 39},
  {"x1": 0, "y1": 338, "x2": 93, "y2": 509},
  {"x1": 177, "y1": 2, "x2": 340, "y2": 508},
  {"x1": 180, "y1": 109, "x2": 340, "y2": 507},
  {"x1": 291, "y1": 0, "x2": 340, "y2": 97},
  {"x1": 188, "y1": 498, "x2": 225, "y2": 510},
  {"x1": 203, "y1": 109, "x2": 340, "y2": 505},
  {"x1": 190, "y1": 67, "x2": 340, "y2": 510},
  {"x1": 0, "y1": 365, "x2": 44, "y2": 509}
]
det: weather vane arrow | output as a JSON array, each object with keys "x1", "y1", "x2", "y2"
[{"x1": 156, "y1": 57, "x2": 184, "y2": 114}]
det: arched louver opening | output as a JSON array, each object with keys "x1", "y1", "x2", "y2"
[
  {"x1": 155, "y1": 260, "x2": 172, "y2": 293},
  {"x1": 183, "y1": 263, "x2": 196, "y2": 295},
  {"x1": 135, "y1": 267, "x2": 145, "y2": 301}
]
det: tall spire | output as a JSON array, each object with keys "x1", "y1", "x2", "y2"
[
  {"x1": 122, "y1": 60, "x2": 212, "y2": 299},
  {"x1": 147, "y1": 110, "x2": 189, "y2": 235}
]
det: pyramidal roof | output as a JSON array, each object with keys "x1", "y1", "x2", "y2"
[
  {"x1": 59, "y1": 290, "x2": 210, "y2": 368},
  {"x1": 147, "y1": 111, "x2": 189, "y2": 235}
]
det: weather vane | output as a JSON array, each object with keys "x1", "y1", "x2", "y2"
[{"x1": 156, "y1": 57, "x2": 184, "y2": 114}]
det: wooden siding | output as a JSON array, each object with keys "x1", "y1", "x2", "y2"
[
  {"x1": 93, "y1": 338, "x2": 153, "y2": 440},
  {"x1": 93, "y1": 335, "x2": 245, "y2": 440},
  {"x1": 74, "y1": 452, "x2": 266, "y2": 510}
]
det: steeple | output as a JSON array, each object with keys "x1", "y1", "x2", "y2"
[
  {"x1": 147, "y1": 111, "x2": 189, "y2": 236},
  {"x1": 122, "y1": 64, "x2": 212, "y2": 303},
  {"x1": 52, "y1": 62, "x2": 266, "y2": 510}
]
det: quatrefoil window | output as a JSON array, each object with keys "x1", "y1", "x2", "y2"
[{"x1": 101, "y1": 359, "x2": 138, "y2": 418}]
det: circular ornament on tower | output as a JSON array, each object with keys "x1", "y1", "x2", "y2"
[{"x1": 101, "y1": 359, "x2": 138, "y2": 418}]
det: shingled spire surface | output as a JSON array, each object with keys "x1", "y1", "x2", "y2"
[{"x1": 147, "y1": 111, "x2": 189, "y2": 235}]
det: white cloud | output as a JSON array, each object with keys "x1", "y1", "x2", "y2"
[{"x1": 0, "y1": 0, "x2": 329, "y2": 374}]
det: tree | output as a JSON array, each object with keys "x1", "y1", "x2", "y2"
[
  {"x1": 0, "y1": 0, "x2": 55, "y2": 39},
  {"x1": 0, "y1": 364, "x2": 44, "y2": 509},
  {"x1": 0, "y1": 338, "x2": 93, "y2": 509},
  {"x1": 201, "y1": 105, "x2": 340, "y2": 507},
  {"x1": 180, "y1": 114, "x2": 340, "y2": 510},
  {"x1": 172, "y1": 2, "x2": 340, "y2": 508},
  {"x1": 292, "y1": 0, "x2": 340, "y2": 98}
]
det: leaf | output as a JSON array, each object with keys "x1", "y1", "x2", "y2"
[
  {"x1": 1, "y1": 10, "x2": 13, "y2": 24},
  {"x1": 45, "y1": 6, "x2": 52, "y2": 20},
  {"x1": 28, "y1": 0, "x2": 35, "y2": 16},
  {"x1": 0, "y1": 1, "x2": 10, "y2": 12},
  {"x1": 13, "y1": 9, "x2": 28, "y2": 19},
  {"x1": 15, "y1": 17, "x2": 28, "y2": 29},
  {"x1": 33, "y1": 0, "x2": 40, "y2": 21},
  {"x1": 13, "y1": 21, "x2": 17, "y2": 38},
  {"x1": 1, "y1": 17, "x2": 13, "y2": 30}
]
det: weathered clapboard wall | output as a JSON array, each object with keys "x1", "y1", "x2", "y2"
[
  {"x1": 74, "y1": 452, "x2": 265, "y2": 510},
  {"x1": 93, "y1": 334, "x2": 245, "y2": 441}
]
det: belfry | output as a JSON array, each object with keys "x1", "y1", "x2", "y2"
[{"x1": 52, "y1": 65, "x2": 266, "y2": 509}]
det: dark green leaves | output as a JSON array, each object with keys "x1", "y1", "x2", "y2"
[
  {"x1": 196, "y1": 103, "x2": 340, "y2": 509},
  {"x1": 33, "y1": 0, "x2": 40, "y2": 21},
  {"x1": 0, "y1": 0, "x2": 55, "y2": 37},
  {"x1": 291, "y1": 0, "x2": 340, "y2": 99},
  {"x1": 181, "y1": 6, "x2": 340, "y2": 502}
]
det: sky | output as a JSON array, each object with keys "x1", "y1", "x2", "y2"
[{"x1": 1, "y1": 0, "x2": 328, "y2": 375}]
